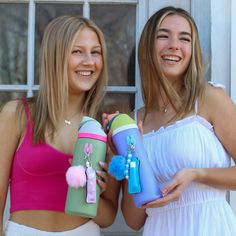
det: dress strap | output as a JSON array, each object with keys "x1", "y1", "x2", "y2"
[
  {"x1": 134, "y1": 109, "x2": 138, "y2": 123},
  {"x1": 21, "y1": 99, "x2": 32, "y2": 131},
  {"x1": 194, "y1": 98, "x2": 199, "y2": 114},
  {"x1": 194, "y1": 82, "x2": 224, "y2": 115},
  {"x1": 208, "y1": 81, "x2": 225, "y2": 89}
]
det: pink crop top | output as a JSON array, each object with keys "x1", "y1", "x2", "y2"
[{"x1": 10, "y1": 100, "x2": 72, "y2": 213}]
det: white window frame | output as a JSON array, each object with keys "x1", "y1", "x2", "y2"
[
  {"x1": 0, "y1": 0, "x2": 146, "y2": 110},
  {"x1": 231, "y1": 0, "x2": 236, "y2": 103},
  {"x1": 229, "y1": 0, "x2": 236, "y2": 215}
]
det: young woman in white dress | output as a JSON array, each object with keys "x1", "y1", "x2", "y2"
[{"x1": 119, "y1": 6, "x2": 236, "y2": 236}]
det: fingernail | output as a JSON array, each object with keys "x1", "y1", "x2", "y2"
[
  {"x1": 162, "y1": 188, "x2": 167, "y2": 193},
  {"x1": 161, "y1": 189, "x2": 167, "y2": 196}
]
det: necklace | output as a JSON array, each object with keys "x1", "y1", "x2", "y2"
[
  {"x1": 64, "y1": 119, "x2": 72, "y2": 125},
  {"x1": 160, "y1": 93, "x2": 169, "y2": 114},
  {"x1": 163, "y1": 105, "x2": 168, "y2": 113},
  {"x1": 64, "y1": 111, "x2": 80, "y2": 125},
  {"x1": 161, "y1": 102, "x2": 169, "y2": 113}
]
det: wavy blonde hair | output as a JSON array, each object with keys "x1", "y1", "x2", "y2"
[
  {"x1": 27, "y1": 15, "x2": 108, "y2": 143},
  {"x1": 138, "y1": 6, "x2": 206, "y2": 121}
]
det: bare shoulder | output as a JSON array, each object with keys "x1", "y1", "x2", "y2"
[
  {"x1": 129, "y1": 107, "x2": 145, "y2": 121},
  {"x1": 204, "y1": 83, "x2": 233, "y2": 108},
  {"x1": 0, "y1": 100, "x2": 26, "y2": 134},
  {"x1": 0, "y1": 100, "x2": 24, "y2": 173},
  {"x1": 0, "y1": 100, "x2": 20, "y2": 119},
  {"x1": 201, "y1": 83, "x2": 236, "y2": 124}
]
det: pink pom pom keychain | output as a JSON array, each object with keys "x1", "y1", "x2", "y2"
[
  {"x1": 65, "y1": 143, "x2": 97, "y2": 204},
  {"x1": 66, "y1": 165, "x2": 87, "y2": 188}
]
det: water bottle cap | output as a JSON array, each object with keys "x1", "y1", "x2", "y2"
[
  {"x1": 108, "y1": 114, "x2": 135, "y2": 132},
  {"x1": 78, "y1": 116, "x2": 106, "y2": 138},
  {"x1": 106, "y1": 114, "x2": 119, "y2": 131}
]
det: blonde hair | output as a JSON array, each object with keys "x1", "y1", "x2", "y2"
[
  {"x1": 138, "y1": 6, "x2": 206, "y2": 121},
  {"x1": 28, "y1": 15, "x2": 107, "y2": 143}
]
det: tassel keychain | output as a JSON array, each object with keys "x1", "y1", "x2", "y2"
[
  {"x1": 84, "y1": 144, "x2": 97, "y2": 203},
  {"x1": 108, "y1": 135, "x2": 141, "y2": 194},
  {"x1": 66, "y1": 143, "x2": 97, "y2": 204},
  {"x1": 126, "y1": 136, "x2": 141, "y2": 194}
]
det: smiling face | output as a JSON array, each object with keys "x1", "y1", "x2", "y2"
[
  {"x1": 67, "y1": 27, "x2": 103, "y2": 96},
  {"x1": 155, "y1": 14, "x2": 192, "y2": 82}
]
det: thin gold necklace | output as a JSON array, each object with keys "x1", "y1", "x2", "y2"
[
  {"x1": 64, "y1": 111, "x2": 80, "y2": 125},
  {"x1": 160, "y1": 92, "x2": 169, "y2": 113},
  {"x1": 163, "y1": 103, "x2": 169, "y2": 113}
]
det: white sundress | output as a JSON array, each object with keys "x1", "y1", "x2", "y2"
[{"x1": 135, "y1": 84, "x2": 236, "y2": 236}]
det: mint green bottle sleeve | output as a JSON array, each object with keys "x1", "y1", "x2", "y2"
[{"x1": 65, "y1": 116, "x2": 107, "y2": 218}]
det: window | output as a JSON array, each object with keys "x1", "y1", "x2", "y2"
[{"x1": 0, "y1": 0, "x2": 139, "y2": 115}]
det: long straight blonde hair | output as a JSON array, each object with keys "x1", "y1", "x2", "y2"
[
  {"x1": 24, "y1": 15, "x2": 108, "y2": 143},
  {"x1": 138, "y1": 6, "x2": 206, "y2": 121}
]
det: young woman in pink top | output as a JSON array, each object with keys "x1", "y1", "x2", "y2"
[{"x1": 0, "y1": 15, "x2": 119, "y2": 236}]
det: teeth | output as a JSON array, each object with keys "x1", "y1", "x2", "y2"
[
  {"x1": 78, "y1": 71, "x2": 92, "y2": 76},
  {"x1": 162, "y1": 55, "x2": 180, "y2": 62}
]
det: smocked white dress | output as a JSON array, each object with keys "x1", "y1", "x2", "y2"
[{"x1": 135, "y1": 84, "x2": 236, "y2": 236}]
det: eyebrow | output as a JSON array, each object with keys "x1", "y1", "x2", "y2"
[
  {"x1": 157, "y1": 28, "x2": 191, "y2": 37},
  {"x1": 72, "y1": 45, "x2": 102, "y2": 49}
]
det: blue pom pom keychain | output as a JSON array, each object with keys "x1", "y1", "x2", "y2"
[
  {"x1": 108, "y1": 135, "x2": 141, "y2": 194},
  {"x1": 108, "y1": 155, "x2": 126, "y2": 180}
]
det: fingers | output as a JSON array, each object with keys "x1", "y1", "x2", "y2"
[
  {"x1": 102, "y1": 113, "x2": 109, "y2": 132},
  {"x1": 142, "y1": 173, "x2": 192, "y2": 208},
  {"x1": 137, "y1": 120, "x2": 143, "y2": 133},
  {"x1": 102, "y1": 112, "x2": 118, "y2": 154},
  {"x1": 99, "y1": 161, "x2": 108, "y2": 171},
  {"x1": 102, "y1": 111, "x2": 120, "y2": 133},
  {"x1": 97, "y1": 179, "x2": 106, "y2": 194},
  {"x1": 142, "y1": 192, "x2": 180, "y2": 208},
  {"x1": 142, "y1": 188, "x2": 181, "y2": 208},
  {"x1": 68, "y1": 158, "x2": 72, "y2": 165},
  {"x1": 97, "y1": 161, "x2": 109, "y2": 194},
  {"x1": 161, "y1": 180, "x2": 178, "y2": 196},
  {"x1": 107, "y1": 130, "x2": 118, "y2": 155},
  {"x1": 137, "y1": 120, "x2": 144, "y2": 140}
]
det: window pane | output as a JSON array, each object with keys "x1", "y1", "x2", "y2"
[
  {"x1": 34, "y1": 4, "x2": 83, "y2": 84},
  {"x1": 90, "y1": 4, "x2": 136, "y2": 86},
  {"x1": 101, "y1": 93, "x2": 135, "y2": 115},
  {"x1": 0, "y1": 92, "x2": 27, "y2": 107},
  {"x1": 0, "y1": 4, "x2": 28, "y2": 85}
]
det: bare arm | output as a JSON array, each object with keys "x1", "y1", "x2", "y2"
[
  {"x1": 121, "y1": 180, "x2": 147, "y2": 230},
  {"x1": 144, "y1": 85, "x2": 236, "y2": 208},
  {"x1": 120, "y1": 111, "x2": 147, "y2": 230},
  {"x1": 93, "y1": 149, "x2": 121, "y2": 228},
  {"x1": 193, "y1": 84, "x2": 236, "y2": 188},
  {"x1": 0, "y1": 101, "x2": 21, "y2": 235},
  {"x1": 101, "y1": 111, "x2": 146, "y2": 229}
]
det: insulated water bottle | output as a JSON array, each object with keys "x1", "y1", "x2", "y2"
[
  {"x1": 108, "y1": 113, "x2": 162, "y2": 207},
  {"x1": 65, "y1": 116, "x2": 107, "y2": 217}
]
